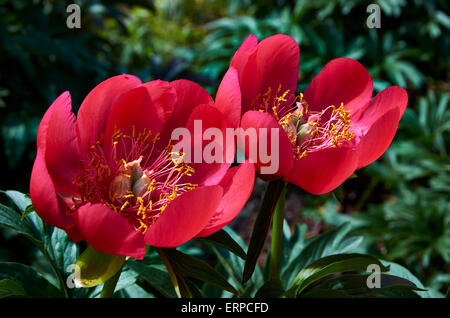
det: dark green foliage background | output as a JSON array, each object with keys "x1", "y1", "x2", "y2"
[{"x1": 0, "y1": 0, "x2": 448, "y2": 296}]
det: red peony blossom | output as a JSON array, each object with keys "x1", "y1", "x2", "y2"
[
  {"x1": 230, "y1": 34, "x2": 408, "y2": 194},
  {"x1": 30, "y1": 72, "x2": 254, "y2": 259}
]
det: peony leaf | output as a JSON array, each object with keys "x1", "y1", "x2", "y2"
[
  {"x1": 159, "y1": 248, "x2": 237, "y2": 295},
  {"x1": 198, "y1": 228, "x2": 247, "y2": 260},
  {"x1": 0, "y1": 262, "x2": 63, "y2": 298},
  {"x1": 287, "y1": 253, "x2": 389, "y2": 297}
]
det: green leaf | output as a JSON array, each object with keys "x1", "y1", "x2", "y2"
[
  {"x1": 121, "y1": 284, "x2": 154, "y2": 298},
  {"x1": 0, "y1": 202, "x2": 44, "y2": 250},
  {"x1": 287, "y1": 253, "x2": 389, "y2": 297},
  {"x1": 48, "y1": 227, "x2": 80, "y2": 277},
  {"x1": 207, "y1": 227, "x2": 264, "y2": 297},
  {"x1": 21, "y1": 204, "x2": 35, "y2": 220},
  {"x1": 2, "y1": 190, "x2": 31, "y2": 212},
  {"x1": 199, "y1": 229, "x2": 246, "y2": 260},
  {"x1": 0, "y1": 262, "x2": 62, "y2": 298},
  {"x1": 127, "y1": 259, "x2": 177, "y2": 298},
  {"x1": 161, "y1": 248, "x2": 237, "y2": 294},
  {"x1": 254, "y1": 278, "x2": 285, "y2": 298},
  {"x1": 381, "y1": 261, "x2": 439, "y2": 298},
  {"x1": 281, "y1": 223, "x2": 359, "y2": 288},
  {"x1": 303, "y1": 273, "x2": 423, "y2": 298},
  {"x1": 300, "y1": 288, "x2": 353, "y2": 298},
  {"x1": 0, "y1": 279, "x2": 27, "y2": 298},
  {"x1": 243, "y1": 179, "x2": 285, "y2": 283}
]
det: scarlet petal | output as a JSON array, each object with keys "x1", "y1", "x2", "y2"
[
  {"x1": 214, "y1": 67, "x2": 242, "y2": 128},
  {"x1": 160, "y1": 79, "x2": 214, "y2": 143},
  {"x1": 238, "y1": 34, "x2": 300, "y2": 113},
  {"x1": 73, "y1": 203, "x2": 146, "y2": 259},
  {"x1": 285, "y1": 146, "x2": 359, "y2": 195},
  {"x1": 230, "y1": 34, "x2": 258, "y2": 75},
  {"x1": 355, "y1": 86, "x2": 408, "y2": 168},
  {"x1": 43, "y1": 92, "x2": 81, "y2": 196},
  {"x1": 196, "y1": 161, "x2": 255, "y2": 238},
  {"x1": 77, "y1": 74, "x2": 141, "y2": 151},
  {"x1": 181, "y1": 104, "x2": 231, "y2": 186},
  {"x1": 36, "y1": 92, "x2": 69, "y2": 153},
  {"x1": 304, "y1": 58, "x2": 373, "y2": 114},
  {"x1": 30, "y1": 149, "x2": 74, "y2": 229},
  {"x1": 240, "y1": 110, "x2": 294, "y2": 177},
  {"x1": 103, "y1": 86, "x2": 165, "y2": 158},
  {"x1": 144, "y1": 185, "x2": 224, "y2": 247},
  {"x1": 140, "y1": 80, "x2": 178, "y2": 124}
]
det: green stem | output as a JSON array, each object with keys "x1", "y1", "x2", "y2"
[
  {"x1": 100, "y1": 266, "x2": 122, "y2": 298},
  {"x1": 268, "y1": 185, "x2": 286, "y2": 280},
  {"x1": 243, "y1": 178, "x2": 286, "y2": 283},
  {"x1": 354, "y1": 178, "x2": 379, "y2": 211},
  {"x1": 156, "y1": 248, "x2": 182, "y2": 298}
]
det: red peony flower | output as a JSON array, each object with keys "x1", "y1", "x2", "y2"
[
  {"x1": 30, "y1": 72, "x2": 254, "y2": 259},
  {"x1": 230, "y1": 34, "x2": 408, "y2": 194}
]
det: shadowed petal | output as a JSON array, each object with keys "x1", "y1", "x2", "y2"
[
  {"x1": 180, "y1": 104, "x2": 232, "y2": 186},
  {"x1": 240, "y1": 110, "x2": 294, "y2": 177},
  {"x1": 230, "y1": 34, "x2": 258, "y2": 76},
  {"x1": 214, "y1": 67, "x2": 242, "y2": 128},
  {"x1": 43, "y1": 92, "x2": 81, "y2": 196},
  {"x1": 144, "y1": 185, "x2": 223, "y2": 247},
  {"x1": 196, "y1": 161, "x2": 255, "y2": 237},
  {"x1": 73, "y1": 203, "x2": 146, "y2": 259},
  {"x1": 160, "y1": 79, "x2": 214, "y2": 144},
  {"x1": 30, "y1": 149, "x2": 74, "y2": 230},
  {"x1": 103, "y1": 86, "x2": 165, "y2": 159},
  {"x1": 140, "y1": 80, "x2": 178, "y2": 125}
]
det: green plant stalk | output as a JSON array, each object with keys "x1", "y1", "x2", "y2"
[
  {"x1": 243, "y1": 178, "x2": 286, "y2": 283},
  {"x1": 268, "y1": 185, "x2": 286, "y2": 280},
  {"x1": 156, "y1": 248, "x2": 182, "y2": 298},
  {"x1": 100, "y1": 266, "x2": 123, "y2": 298}
]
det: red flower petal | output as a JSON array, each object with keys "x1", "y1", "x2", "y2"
[
  {"x1": 43, "y1": 92, "x2": 81, "y2": 196},
  {"x1": 240, "y1": 110, "x2": 294, "y2": 177},
  {"x1": 36, "y1": 92, "x2": 65, "y2": 154},
  {"x1": 160, "y1": 79, "x2": 214, "y2": 143},
  {"x1": 73, "y1": 203, "x2": 146, "y2": 259},
  {"x1": 304, "y1": 58, "x2": 373, "y2": 114},
  {"x1": 285, "y1": 146, "x2": 359, "y2": 195},
  {"x1": 103, "y1": 86, "x2": 166, "y2": 159},
  {"x1": 230, "y1": 34, "x2": 258, "y2": 76},
  {"x1": 180, "y1": 104, "x2": 232, "y2": 186},
  {"x1": 140, "y1": 80, "x2": 178, "y2": 124},
  {"x1": 196, "y1": 160, "x2": 255, "y2": 237},
  {"x1": 214, "y1": 67, "x2": 242, "y2": 128},
  {"x1": 238, "y1": 34, "x2": 300, "y2": 113},
  {"x1": 355, "y1": 86, "x2": 408, "y2": 168},
  {"x1": 30, "y1": 149, "x2": 74, "y2": 229},
  {"x1": 77, "y1": 74, "x2": 141, "y2": 151},
  {"x1": 144, "y1": 185, "x2": 223, "y2": 247}
]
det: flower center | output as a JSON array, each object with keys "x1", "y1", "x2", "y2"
[
  {"x1": 252, "y1": 86, "x2": 355, "y2": 160},
  {"x1": 72, "y1": 127, "x2": 196, "y2": 234}
]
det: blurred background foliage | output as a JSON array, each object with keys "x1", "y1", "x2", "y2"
[{"x1": 0, "y1": 0, "x2": 448, "y2": 296}]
